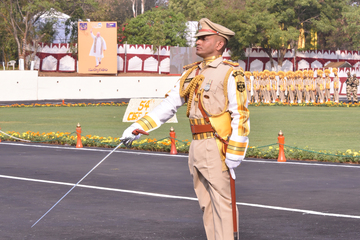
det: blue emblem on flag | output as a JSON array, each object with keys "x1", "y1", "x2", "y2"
[
  {"x1": 79, "y1": 23, "x2": 87, "y2": 30},
  {"x1": 106, "y1": 23, "x2": 116, "y2": 28}
]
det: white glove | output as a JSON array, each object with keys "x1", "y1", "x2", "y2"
[
  {"x1": 121, "y1": 125, "x2": 142, "y2": 147},
  {"x1": 225, "y1": 158, "x2": 242, "y2": 180}
]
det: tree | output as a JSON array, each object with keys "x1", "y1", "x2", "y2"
[
  {"x1": 60, "y1": 0, "x2": 99, "y2": 44},
  {"x1": 229, "y1": 0, "x2": 351, "y2": 68},
  {"x1": 0, "y1": 22, "x2": 17, "y2": 65},
  {"x1": 342, "y1": 3, "x2": 360, "y2": 50},
  {"x1": 0, "y1": 0, "x2": 58, "y2": 68},
  {"x1": 121, "y1": 6, "x2": 188, "y2": 47},
  {"x1": 169, "y1": 0, "x2": 358, "y2": 63},
  {"x1": 169, "y1": 0, "x2": 227, "y2": 21}
]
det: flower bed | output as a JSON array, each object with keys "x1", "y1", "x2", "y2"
[
  {"x1": 0, "y1": 102, "x2": 128, "y2": 108},
  {"x1": 249, "y1": 101, "x2": 360, "y2": 107},
  {"x1": 1, "y1": 131, "x2": 359, "y2": 164}
]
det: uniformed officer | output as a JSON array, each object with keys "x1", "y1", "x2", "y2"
[
  {"x1": 296, "y1": 70, "x2": 304, "y2": 103},
  {"x1": 324, "y1": 69, "x2": 331, "y2": 102},
  {"x1": 253, "y1": 71, "x2": 260, "y2": 103},
  {"x1": 264, "y1": 70, "x2": 270, "y2": 103},
  {"x1": 287, "y1": 71, "x2": 295, "y2": 103},
  {"x1": 259, "y1": 71, "x2": 266, "y2": 103},
  {"x1": 121, "y1": 18, "x2": 249, "y2": 240},
  {"x1": 352, "y1": 74, "x2": 359, "y2": 103},
  {"x1": 345, "y1": 71, "x2": 352, "y2": 102},
  {"x1": 346, "y1": 73, "x2": 359, "y2": 103},
  {"x1": 303, "y1": 70, "x2": 310, "y2": 103},
  {"x1": 309, "y1": 70, "x2": 316, "y2": 103},
  {"x1": 316, "y1": 70, "x2": 325, "y2": 103},
  {"x1": 270, "y1": 71, "x2": 277, "y2": 103},
  {"x1": 278, "y1": 71, "x2": 286, "y2": 103},
  {"x1": 245, "y1": 71, "x2": 252, "y2": 103},
  {"x1": 332, "y1": 68, "x2": 340, "y2": 103}
]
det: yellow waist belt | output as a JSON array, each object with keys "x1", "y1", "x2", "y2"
[
  {"x1": 189, "y1": 118, "x2": 215, "y2": 140},
  {"x1": 189, "y1": 112, "x2": 232, "y2": 141}
]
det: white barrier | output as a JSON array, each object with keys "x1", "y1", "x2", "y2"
[
  {"x1": 0, "y1": 71, "x2": 180, "y2": 101},
  {"x1": 0, "y1": 71, "x2": 39, "y2": 101}
]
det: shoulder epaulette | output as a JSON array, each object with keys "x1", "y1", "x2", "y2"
[
  {"x1": 223, "y1": 60, "x2": 239, "y2": 67},
  {"x1": 183, "y1": 61, "x2": 202, "y2": 70},
  {"x1": 233, "y1": 70, "x2": 244, "y2": 78}
]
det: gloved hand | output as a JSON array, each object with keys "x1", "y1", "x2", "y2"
[
  {"x1": 120, "y1": 125, "x2": 142, "y2": 148},
  {"x1": 225, "y1": 158, "x2": 242, "y2": 180}
]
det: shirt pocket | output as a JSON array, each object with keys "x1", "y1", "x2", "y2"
[{"x1": 202, "y1": 85, "x2": 226, "y2": 115}]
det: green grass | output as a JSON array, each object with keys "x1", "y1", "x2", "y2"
[
  {"x1": 1, "y1": 105, "x2": 360, "y2": 152},
  {"x1": 249, "y1": 106, "x2": 360, "y2": 152},
  {"x1": 0, "y1": 106, "x2": 193, "y2": 141}
]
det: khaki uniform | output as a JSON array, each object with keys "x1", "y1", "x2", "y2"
[
  {"x1": 287, "y1": 78, "x2": 295, "y2": 103},
  {"x1": 270, "y1": 78, "x2": 277, "y2": 103},
  {"x1": 324, "y1": 77, "x2": 331, "y2": 102},
  {"x1": 333, "y1": 76, "x2": 340, "y2": 102},
  {"x1": 124, "y1": 18, "x2": 249, "y2": 240},
  {"x1": 264, "y1": 78, "x2": 271, "y2": 103},
  {"x1": 260, "y1": 78, "x2": 265, "y2": 103},
  {"x1": 131, "y1": 57, "x2": 250, "y2": 240},
  {"x1": 279, "y1": 78, "x2": 286, "y2": 102},
  {"x1": 309, "y1": 78, "x2": 316, "y2": 103},
  {"x1": 245, "y1": 76, "x2": 252, "y2": 103},
  {"x1": 296, "y1": 78, "x2": 304, "y2": 103},
  {"x1": 316, "y1": 77, "x2": 325, "y2": 103},
  {"x1": 253, "y1": 78, "x2": 260, "y2": 103},
  {"x1": 303, "y1": 78, "x2": 310, "y2": 103}
]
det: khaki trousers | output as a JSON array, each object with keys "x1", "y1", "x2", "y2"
[
  {"x1": 288, "y1": 90, "x2": 294, "y2": 103},
  {"x1": 325, "y1": 89, "x2": 331, "y2": 101},
  {"x1": 271, "y1": 90, "x2": 276, "y2": 102},
  {"x1": 260, "y1": 89, "x2": 265, "y2": 102},
  {"x1": 317, "y1": 88, "x2": 324, "y2": 103},
  {"x1": 189, "y1": 138, "x2": 238, "y2": 240},
  {"x1": 305, "y1": 91, "x2": 310, "y2": 103},
  {"x1": 247, "y1": 90, "x2": 252, "y2": 103},
  {"x1": 310, "y1": 91, "x2": 315, "y2": 103},
  {"x1": 279, "y1": 91, "x2": 285, "y2": 102},
  {"x1": 334, "y1": 88, "x2": 339, "y2": 102},
  {"x1": 266, "y1": 90, "x2": 271, "y2": 102},
  {"x1": 296, "y1": 89, "x2": 302, "y2": 103},
  {"x1": 254, "y1": 90, "x2": 259, "y2": 103}
]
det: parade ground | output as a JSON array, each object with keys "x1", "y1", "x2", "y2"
[{"x1": 0, "y1": 142, "x2": 359, "y2": 240}]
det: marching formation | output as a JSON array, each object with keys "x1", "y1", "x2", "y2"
[{"x1": 244, "y1": 69, "x2": 359, "y2": 104}]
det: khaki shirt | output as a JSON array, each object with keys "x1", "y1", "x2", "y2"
[
  {"x1": 325, "y1": 77, "x2": 331, "y2": 89},
  {"x1": 333, "y1": 76, "x2": 340, "y2": 89}
]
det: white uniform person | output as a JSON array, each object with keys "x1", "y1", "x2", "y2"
[
  {"x1": 121, "y1": 18, "x2": 250, "y2": 240},
  {"x1": 89, "y1": 29, "x2": 106, "y2": 67}
]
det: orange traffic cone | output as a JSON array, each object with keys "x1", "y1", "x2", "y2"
[
  {"x1": 277, "y1": 130, "x2": 286, "y2": 162},
  {"x1": 76, "y1": 123, "x2": 83, "y2": 148},
  {"x1": 169, "y1": 127, "x2": 177, "y2": 155}
]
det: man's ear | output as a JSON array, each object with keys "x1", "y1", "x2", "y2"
[{"x1": 216, "y1": 40, "x2": 225, "y2": 51}]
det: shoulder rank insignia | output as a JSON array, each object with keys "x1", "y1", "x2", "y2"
[
  {"x1": 233, "y1": 70, "x2": 244, "y2": 77},
  {"x1": 223, "y1": 60, "x2": 239, "y2": 67},
  {"x1": 183, "y1": 61, "x2": 202, "y2": 70}
]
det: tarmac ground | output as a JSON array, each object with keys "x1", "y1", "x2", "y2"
[{"x1": 0, "y1": 142, "x2": 359, "y2": 240}]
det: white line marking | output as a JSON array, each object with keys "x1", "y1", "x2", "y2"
[
  {"x1": 242, "y1": 159, "x2": 360, "y2": 168},
  {"x1": 2, "y1": 142, "x2": 360, "y2": 168},
  {"x1": 1, "y1": 174, "x2": 360, "y2": 219},
  {"x1": 0, "y1": 142, "x2": 186, "y2": 157}
]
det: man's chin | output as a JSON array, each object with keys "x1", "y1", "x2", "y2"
[{"x1": 196, "y1": 51, "x2": 204, "y2": 58}]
